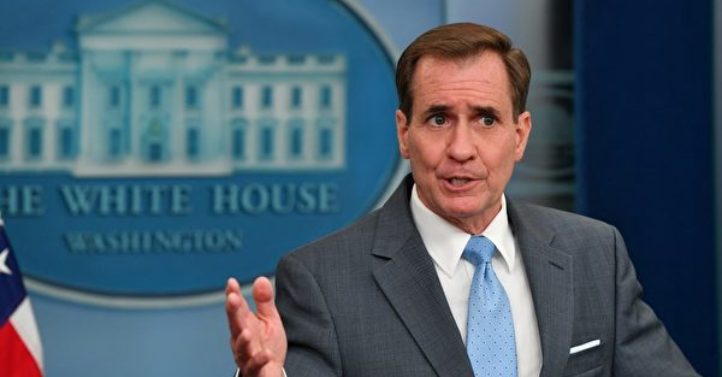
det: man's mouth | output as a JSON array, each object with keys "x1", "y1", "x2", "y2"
[
  {"x1": 443, "y1": 175, "x2": 482, "y2": 188},
  {"x1": 448, "y1": 177, "x2": 472, "y2": 186}
]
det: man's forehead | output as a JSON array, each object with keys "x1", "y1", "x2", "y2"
[
  {"x1": 418, "y1": 52, "x2": 486, "y2": 67},
  {"x1": 415, "y1": 51, "x2": 503, "y2": 73},
  {"x1": 411, "y1": 52, "x2": 513, "y2": 110}
]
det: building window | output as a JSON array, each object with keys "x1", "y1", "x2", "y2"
[
  {"x1": 150, "y1": 85, "x2": 162, "y2": 108},
  {"x1": 317, "y1": 117, "x2": 335, "y2": 159},
  {"x1": 29, "y1": 85, "x2": 42, "y2": 108},
  {"x1": 320, "y1": 85, "x2": 332, "y2": 109},
  {"x1": 261, "y1": 128, "x2": 274, "y2": 160},
  {"x1": 57, "y1": 121, "x2": 77, "y2": 160},
  {"x1": 28, "y1": 128, "x2": 42, "y2": 158},
  {"x1": 149, "y1": 142, "x2": 163, "y2": 162},
  {"x1": 187, "y1": 127, "x2": 199, "y2": 158},
  {"x1": 109, "y1": 128, "x2": 122, "y2": 158},
  {"x1": 185, "y1": 86, "x2": 198, "y2": 109},
  {"x1": 261, "y1": 86, "x2": 273, "y2": 109},
  {"x1": 62, "y1": 86, "x2": 75, "y2": 108},
  {"x1": 0, "y1": 85, "x2": 9, "y2": 107},
  {"x1": 258, "y1": 55, "x2": 277, "y2": 64},
  {"x1": 144, "y1": 119, "x2": 166, "y2": 163},
  {"x1": 318, "y1": 55, "x2": 335, "y2": 64},
  {"x1": 288, "y1": 55, "x2": 306, "y2": 65},
  {"x1": 232, "y1": 128, "x2": 245, "y2": 160},
  {"x1": 231, "y1": 118, "x2": 248, "y2": 160},
  {"x1": 288, "y1": 118, "x2": 304, "y2": 158},
  {"x1": 109, "y1": 86, "x2": 121, "y2": 108},
  {"x1": 232, "y1": 86, "x2": 244, "y2": 109},
  {"x1": 60, "y1": 128, "x2": 74, "y2": 158},
  {"x1": 258, "y1": 118, "x2": 277, "y2": 160},
  {"x1": 0, "y1": 120, "x2": 10, "y2": 158},
  {"x1": 290, "y1": 86, "x2": 302, "y2": 109},
  {"x1": 319, "y1": 128, "x2": 333, "y2": 159},
  {"x1": 24, "y1": 118, "x2": 44, "y2": 160}
]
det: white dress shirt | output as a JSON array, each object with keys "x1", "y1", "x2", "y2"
[{"x1": 410, "y1": 185, "x2": 543, "y2": 377}]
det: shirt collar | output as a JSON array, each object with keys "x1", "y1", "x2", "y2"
[{"x1": 410, "y1": 184, "x2": 516, "y2": 277}]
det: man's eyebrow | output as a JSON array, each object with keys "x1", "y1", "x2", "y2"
[
  {"x1": 471, "y1": 105, "x2": 501, "y2": 118},
  {"x1": 421, "y1": 104, "x2": 450, "y2": 117}
]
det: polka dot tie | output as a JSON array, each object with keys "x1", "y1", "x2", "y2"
[{"x1": 462, "y1": 236, "x2": 518, "y2": 377}]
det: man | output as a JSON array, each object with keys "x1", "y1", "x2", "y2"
[{"x1": 225, "y1": 23, "x2": 698, "y2": 377}]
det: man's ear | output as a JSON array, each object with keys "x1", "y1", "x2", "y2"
[
  {"x1": 514, "y1": 111, "x2": 532, "y2": 161},
  {"x1": 396, "y1": 109, "x2": 410, "y2": 159}
]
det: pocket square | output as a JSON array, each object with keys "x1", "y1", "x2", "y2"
[{"x1": 569, "y1": 339, "x2": 601, "y2": 355}]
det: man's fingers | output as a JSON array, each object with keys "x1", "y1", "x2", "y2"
[
  {"x1": 252, "y1": 277, "x2": 279, "y2": 318},
  {"x1": 225, "y1": 294, "x2": 243, "y2": 338},
  {"x1": 226, "y1": 277, "x2": 241, "y2": 294},
  {"x1": 226, "y1": 276, "x2": 285, "y2": 375},
  {"x1": 225, "y1": 278, "x2": 251, "y2": 338}
]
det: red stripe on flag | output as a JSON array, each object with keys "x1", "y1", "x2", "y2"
[{"x1": 0, "y1": 321, "x2": 43, "y2": 377}]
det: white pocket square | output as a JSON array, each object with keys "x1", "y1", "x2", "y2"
[{"x1": 569, "y1": 339, "x2": 601, "y2": 355}]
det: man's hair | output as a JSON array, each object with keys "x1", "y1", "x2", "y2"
[{"x1": 395, "y1": 22, "x2": 531, "y2": 122}]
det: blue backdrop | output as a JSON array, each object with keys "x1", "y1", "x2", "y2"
[{"x1": 575, "y1": 0, "x2": 718, "y2": 375}]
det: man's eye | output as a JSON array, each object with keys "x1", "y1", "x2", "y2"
[
  {"x1": 431, "y1": 115, "x2": 446, "y2": 126},
  {"x1": 480, "y1": 116, "x2": 495, "y2": 127}
]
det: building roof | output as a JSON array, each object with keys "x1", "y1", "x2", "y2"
[{"x1": 75, "y1": 0, "x2": 228, "y2": 35}]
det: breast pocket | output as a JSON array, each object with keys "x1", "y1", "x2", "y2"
[{"x1": 563, "y1": 339, "x2": 605, "y2": 377}]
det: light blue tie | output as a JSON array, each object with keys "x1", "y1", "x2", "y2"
[{"x1": 463, "y1": 236, "x2": 518, "y2": 377}]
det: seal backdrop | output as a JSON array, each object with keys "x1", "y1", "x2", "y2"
[{"x1": 0, "y1": 0, "x2": 400, "y2": 302}]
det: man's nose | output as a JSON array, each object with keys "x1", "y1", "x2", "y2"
[{"x1": 447, "y1": 122, "x2": 475, "y2": 161}]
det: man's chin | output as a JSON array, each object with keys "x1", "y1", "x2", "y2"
[
  {"x1": 440, "y1": 199, "x2": 487, "y2": 215},
  {"x1": 437, "y1": 200, "x2": 500, "y2": 227},
  {"x1": 438, "y1": 205, "x2": 485, "y2": 221}
]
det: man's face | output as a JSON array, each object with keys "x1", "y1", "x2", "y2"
[{"x1": 396, "y1": 51, "x2": 531, "y2": 234}]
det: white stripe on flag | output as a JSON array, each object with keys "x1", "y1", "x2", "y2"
[{"x1": 10, "y1": 298, "x2": 44, "y2": 371}]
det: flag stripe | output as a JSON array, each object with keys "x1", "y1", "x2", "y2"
[
  {"x1": 0, "y1": 321, "x2": 43, "y2": 377},
  {"x1": 9, "y1": 298, "x2": 44, "y2": 370},
  {"x1": 1, "y1": 218, "x2": 44, "y2": 376}
]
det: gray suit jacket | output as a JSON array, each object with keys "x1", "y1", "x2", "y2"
[{"x1": 275, "y1": 175, "x2": 698, "y2": 376}]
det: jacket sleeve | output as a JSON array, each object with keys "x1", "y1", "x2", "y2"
[
  {"x1": 611, "y1": 226, "x2": 699, "y2": 376},
  {"x1": 275, "y1": 253, "x2": 342, "y2": 377}
]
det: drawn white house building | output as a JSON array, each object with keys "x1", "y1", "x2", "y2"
[{"x1": 0, "y1": 0, "x2": 346, "y2": 176}]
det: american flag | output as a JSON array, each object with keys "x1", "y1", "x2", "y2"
[{"x1": 0, "y1": 217, "x2": 44, "y2": 377}]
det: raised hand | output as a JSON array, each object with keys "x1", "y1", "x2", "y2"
[{"x1": 226, "y1": 277, "x2": 287, "y2": 377}]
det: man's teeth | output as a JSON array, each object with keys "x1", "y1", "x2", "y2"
[{"x1": 449, "y1": 178, "x2": 470, "y2": 185}]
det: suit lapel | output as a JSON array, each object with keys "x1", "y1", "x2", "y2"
[
  {"x1": 370, "y1": 176, "x2": 473, "y2": 377},
  {"x1": 369, "y1": 178, "x2": 576, "y2": 376},
  {"x1": 508, "y1": 201, "x2": 574, "y2": 377}
]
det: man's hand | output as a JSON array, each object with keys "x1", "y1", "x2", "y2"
[{"x1": 226, "y1": 277, "x2": 287, "y2": 377}]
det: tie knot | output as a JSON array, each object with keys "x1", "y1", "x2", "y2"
[{"x1": 462, "y1": 236, "x2": 496, "y2": 266}]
